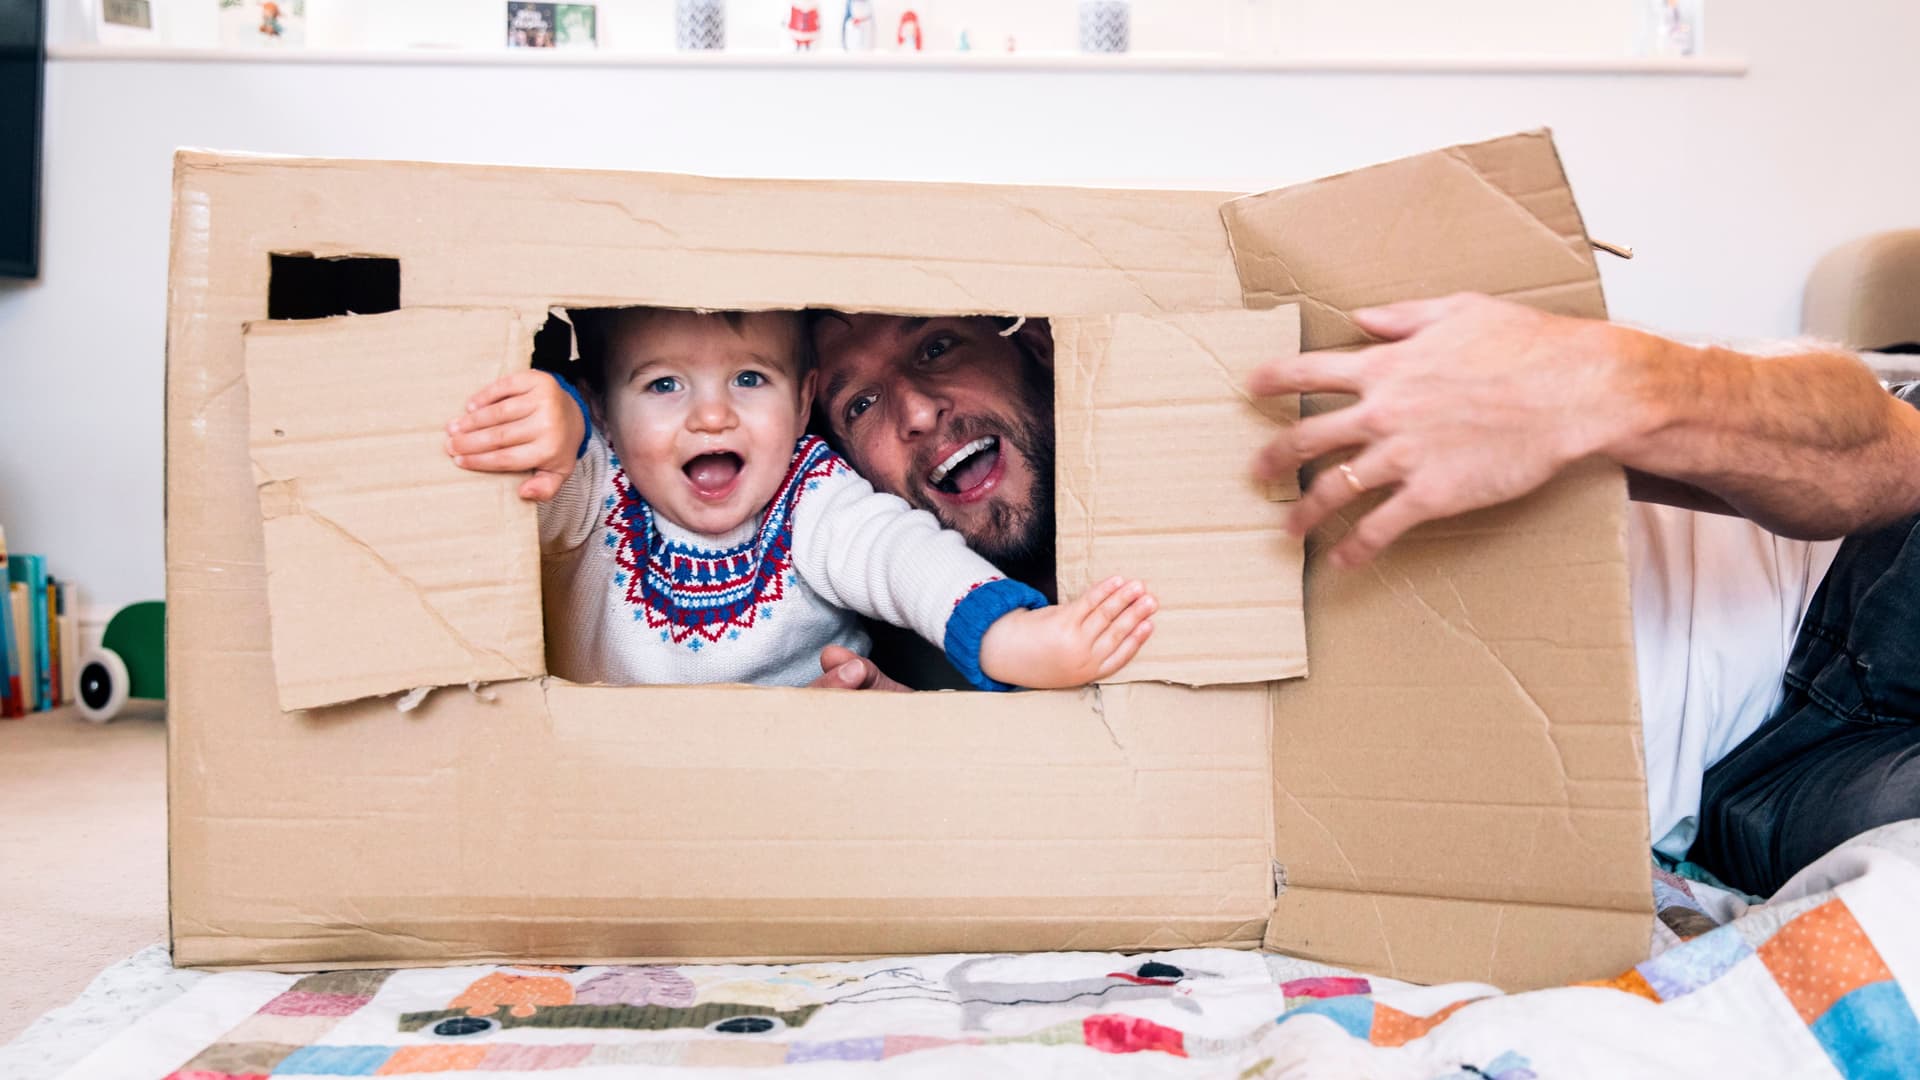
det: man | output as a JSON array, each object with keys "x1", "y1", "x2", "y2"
[
  {"x1": 806, "y1": 311, "x2": 1057, "y2": 691},
  {"x1": 806, "y1": 295, "x2": 1920, "y2": 899}
]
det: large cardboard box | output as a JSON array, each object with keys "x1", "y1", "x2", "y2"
[{"x1": 166, "y1": 130, "x2": 1649, "y2": 990}]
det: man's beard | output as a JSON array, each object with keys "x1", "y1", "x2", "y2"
[
  {"x1": 906, "y1": 372, "x2": 1059, "y2": 580},
  {"x1": 905, "y1": 410, "x2": 1055, "y2": 575}
]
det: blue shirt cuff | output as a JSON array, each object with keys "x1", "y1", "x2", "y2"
[
  {"x1": 545, "y1": 370, "x2": 592, "y2": 459},
  {"x1": 944, "y1": 578, "x2": 1050, "y2": 692}
]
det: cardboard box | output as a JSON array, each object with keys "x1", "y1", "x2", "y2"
[{"x1": 166, "y1": 130, "x2": 1648, "y2": 990}]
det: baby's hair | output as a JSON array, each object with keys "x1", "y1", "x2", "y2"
[{"x1": 567, "y1": 307, "x2": 812, "y2": 401}]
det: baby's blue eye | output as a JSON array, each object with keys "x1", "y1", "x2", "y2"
[
  {"x1": 734, "y1": 371, "x2": 768, "y2": 388},
  {"x1": 645, "y1": 376, "x2": 680, "y2": 394}
]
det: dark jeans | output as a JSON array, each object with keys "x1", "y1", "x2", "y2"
[{"x1": 1694, "y1": 511, "x2": 1920, "y2": 897}]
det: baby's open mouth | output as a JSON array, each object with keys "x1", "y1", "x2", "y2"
[
  {"x1": 928, "y1": 436, "x2": 1000, "y2": 497},
  {"x1": 684, "y1": 452, "x2": 744, "y2": 499}
]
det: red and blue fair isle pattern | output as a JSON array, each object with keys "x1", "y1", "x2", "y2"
[{"x1": 604, "y1": 436, "x2": 847, "y2": 650}]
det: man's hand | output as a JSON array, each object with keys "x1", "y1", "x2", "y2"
[
  {"x1": 1247, "y1": 293, "x2": 1648, "y2": 567},
  {"x1": 808, "y1": 645, "x2": 912, "y2": 692},
  {"x1": 447, "y1": 371, "x2": 586, "y2": 501},
  {"x1": 977, "y1": 577, "x2": 1156, "y2": 690}
]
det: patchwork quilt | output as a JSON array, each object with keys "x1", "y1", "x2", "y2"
[{"x1": 34, "y1": 821, "x2": 1920, "y2": 1080}]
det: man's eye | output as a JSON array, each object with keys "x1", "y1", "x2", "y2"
[
  {"x1": 845, "y1": 393, "x2": 876, "y2": 424},
  {"x1": 734, "y1": 371, "x2": 767, "y2": 388},
  {"x1": 919, "y1": 335, "x2": 957, "y2": 365},
  {"x1": 645, "y1": 377, "x2": 679, "y2": 394}
]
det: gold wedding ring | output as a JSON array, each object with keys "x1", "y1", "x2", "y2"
[{"x1": 1337, "y1": 463, "x2": 1367, "y2": 496}]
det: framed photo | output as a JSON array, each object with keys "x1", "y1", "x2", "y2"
[
  {"x1": 507, "y1": 2, "x2": 557, "y2": 48},
  {"x1": 88, "y1": 0, "x2": 162, "y2": 45},
  {"x1": 555, "y1": 4, "x2": 597, "y2": 49}
]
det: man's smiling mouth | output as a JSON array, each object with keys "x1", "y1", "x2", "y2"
[{"x1": 927, "y1": 436, "x2": 1002, "y2": 500}]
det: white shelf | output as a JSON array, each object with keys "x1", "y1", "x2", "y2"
[{"x1": 47, "y1": 43, "x2": 1748, "y2": 76}]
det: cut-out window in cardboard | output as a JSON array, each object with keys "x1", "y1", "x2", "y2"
[{"x1": 243, "y1": 302, "x2": 1304, "y2": 708}]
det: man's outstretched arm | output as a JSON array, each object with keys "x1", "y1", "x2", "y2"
[{"x1": 1248, "y1": 292, "x2": 1920, "y2": 567}]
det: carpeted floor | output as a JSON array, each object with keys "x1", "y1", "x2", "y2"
[{"x1": 0, "y1": 704, "x2": 167, "y2": 1044}]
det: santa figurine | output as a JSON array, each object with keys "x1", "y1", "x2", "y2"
[
  {"x1": 896, "y1": 9, "x2": 922, "y2": 51},
  {"x1": 842, "y1": 0, "x2": 875, "y2": 51},
  {"x1": 787, "y1": 4, "x2": 821, "y2": 50}
]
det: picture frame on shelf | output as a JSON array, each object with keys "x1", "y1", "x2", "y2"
[
  {"x1": 555, "y1": 3, "x2": 596, "y2": 49},
  {"x1": 507, "y1": 2, "x2": 553, "y2": 48},
  {"x1": 86, "y1": 0, "x2": 163, "y2": 45}
]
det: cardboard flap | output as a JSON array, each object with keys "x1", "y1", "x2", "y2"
[
  {"x1": 1053, "y1": 306, "x2": 1305, "y2": 687},
  {"x1": 1222, "y1": 130, "x2": 1603, "y2": 349},
  {"x1": 244, "y1": 308, "x2": 545, "y2": 711}
]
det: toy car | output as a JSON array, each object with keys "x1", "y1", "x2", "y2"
[{"x1": 76, "y1": 601, "x2": 164, "y2": 722}]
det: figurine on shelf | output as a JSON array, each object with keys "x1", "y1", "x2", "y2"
[
  {"x1": 218, "y1": 0, "x2": 306, "y2": 47},
  {"x1": 676, "y1": 0, "x2": 725, "y2": 51},
  {"x1": 895, "y1": 9, "x2": 922, "y2": 51},
  {"x1": 842, "y1": 0, "x2": 874, "y2": 51},
  {"x1": 956, "y1": 28, "x2": 971, "y2": 51},
  {"x1": 787, "y1": 4, "x2": 821, "y2": 50},
  {"x1": 1078, "y1": 0, "x2": 1130, "y2": 54}
]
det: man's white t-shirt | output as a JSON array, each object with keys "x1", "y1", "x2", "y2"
[{"x1": 1631, "y1": 502, "x2": 1842, "y2": 860}]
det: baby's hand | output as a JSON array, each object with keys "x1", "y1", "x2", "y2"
[
  {"x1": 446, "y1": 371, "x2": 585, "y2": 502},
  {"x1": 977, "y1": 577, "x2": 1156, "y2": 690}
]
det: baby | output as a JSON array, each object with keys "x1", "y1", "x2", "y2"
[{"x1": 445, "y1": 307, "x2": 1155, "y2": 691}]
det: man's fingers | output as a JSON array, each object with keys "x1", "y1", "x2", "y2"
[
  {"x1": 1094, "y1": 620, "x2": 1154, "y2": 681},
  {"x1": 807, "y1": 646, "x2": 912, "y2": 692},
  {"x1": 1284, "y1": 444, "x2": 1403, "y2": 540},
  {"x1": 1327, "y1": 487, "x2": 1438, "y2": 568},
  {"x1": 450, "y1": 393, "x2": 537, "y2": 436},
  {"x1": 1251, "y1": 404, "x2": 1373, "y2": 485},
  {"x1": 1350, "y1": 293, "x2": 1477, "y2": 341},
  {"x1": 1247, "y1": 349, "x2": 1369, "y2": 398},
  {"x1": 447, "y1": 416, "x2": 548, "y2": 457}
]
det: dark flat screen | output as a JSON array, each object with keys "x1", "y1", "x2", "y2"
[{"x1": 0, "y1": 0, "x2": 44, "y2": 278}]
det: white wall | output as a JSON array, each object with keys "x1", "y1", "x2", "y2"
[{"x1": 3, "y1": 2, "x2": 1918, "y2": 617}]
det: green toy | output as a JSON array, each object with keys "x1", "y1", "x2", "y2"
[{"x1": 77, "y1": 601, "x2": 165, "y2": 722}]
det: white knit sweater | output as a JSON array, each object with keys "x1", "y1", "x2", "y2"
[{"x1": 540, "y1": 433, "x2": 1037, "y2": 689}]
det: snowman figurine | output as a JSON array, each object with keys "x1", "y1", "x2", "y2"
[
  {"x1": 787, "y1": 4, "x2": 822, "y2": 50},
  {"x1": 842, "y1": 0, "x2": 875, "y2": 51}
]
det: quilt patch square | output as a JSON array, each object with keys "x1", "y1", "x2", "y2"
[
  {"x1": 1758, "y1": 899, "x2": 1893, "y2": 1025},
  {"x1": 270, "y1": 1044, "x2": 394, "y2": 1075},
  {"x1": 1808, "y1": 981, "x2": 1920, "y2": 1080},
  {"x1": 1638, "y1": 924, "x2": 1755, "y2": 1001},
  {"x1": 1276, "y1": 996, "x2": 1372, "y2": 1040}
]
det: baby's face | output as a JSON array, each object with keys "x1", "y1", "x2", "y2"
[{"x1": 601, "y1": 311, "x2": 814, "y2": 537}]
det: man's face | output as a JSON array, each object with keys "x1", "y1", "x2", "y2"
[{"x1": 812, "y1": 314, "x2": 1054, "y2": 567}]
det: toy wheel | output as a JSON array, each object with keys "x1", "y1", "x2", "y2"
[{"x1": 77, "y1": 648, "x2": 130, "y2": 723}]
